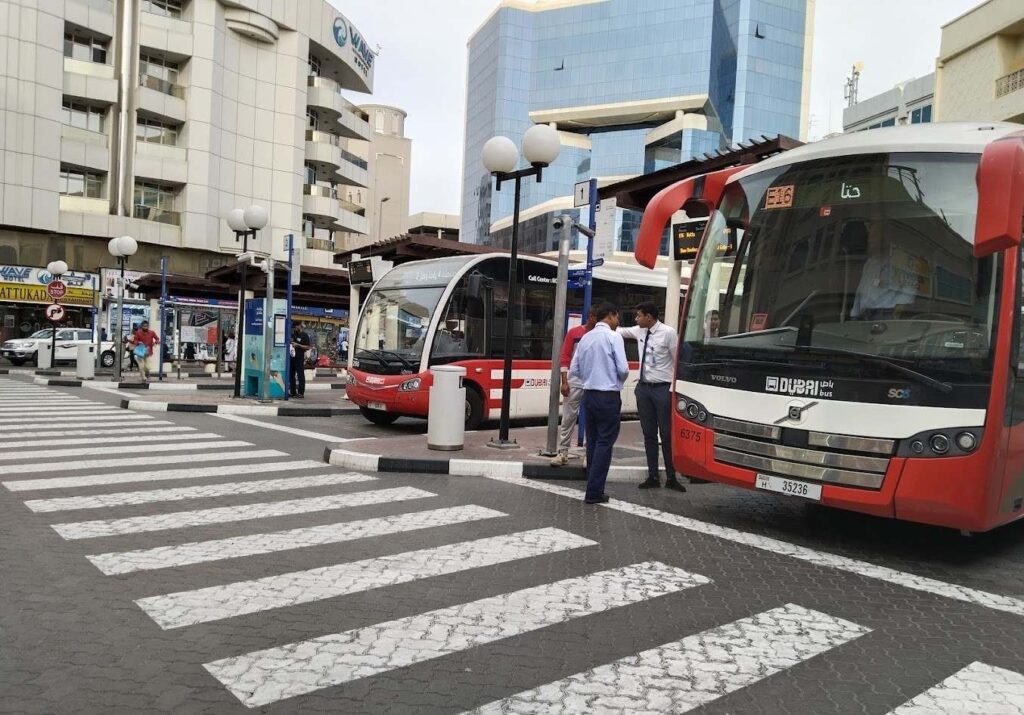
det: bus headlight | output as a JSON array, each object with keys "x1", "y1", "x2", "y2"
[
  {"x1": 399, "y1": 377, "x2": 422, "y2": 392},
  {"x1": 677, "y1": 399, "x2": 687, "y2": 412},
  {"x1": 346, "y1": 373, "x2": 356, "y2": 386},
  {"x1": 929, "y1": 434, "x2": 950, "y2": 455},
  {"x1": 898, "y1": 428, "x2": 983, "y2": 458},
  {"x1": 955, "y1": 431, "x2": 977, "y2": 452},
  {"x1": 686, "y1": 403, "x2": 699, "y2": 419}
]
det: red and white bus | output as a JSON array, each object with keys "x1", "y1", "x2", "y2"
[
  {"x1": 346, "y1": 253, "x2": 670, "y2": 429},
  {"x1": 634, "y1": 122, "x2": 1024, "y2": 532}
]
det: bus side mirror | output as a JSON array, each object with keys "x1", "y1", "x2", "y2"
[
  {"x1": 467, "y1": 272, "x2": 488, "y2": 301},
  {"x1": 974, "y1": 134, "x2": 1024, "y2": 258}
]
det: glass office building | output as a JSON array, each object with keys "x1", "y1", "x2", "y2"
[{"x1": 461, "y1": 0, "x2": 815, "y2": 252}]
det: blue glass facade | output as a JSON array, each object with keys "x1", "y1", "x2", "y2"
[{"x1": 462, "y1": 0, "x2": 811, "y2": 253}]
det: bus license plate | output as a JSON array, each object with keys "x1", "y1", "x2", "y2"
[
  {"x1": 367, "y1": 402, "x2": 387, "y2": 411},
  {"x1": 755, "y1": 474, "x2": 821, "y2": 501}
]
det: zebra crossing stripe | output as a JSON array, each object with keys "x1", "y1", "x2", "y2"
[
  {"x1": 0, "y1": 445, "x2": 266, "y2": 476},
  {"x1": 0, "y1": 406, "x2": 120, "y2": 413},
  {"x1": 3, "y1": 432, "x2": 227, "y2": 451},
  {"x1": 0, "y1": 399, "x2": 97, "y2": 405},
  {"x1": 204, "y1": 561, "x2": 710, "y2": 708},
  {"x1": 0, "y1": 440, "x2": 252, "y2": 469},
  {"x1": 0, "y1": 412, "x2": 129, "y2": 423},
  {"x1": 888, "y1": 661, "x2": 1024, "y2": 714},
  {"x1": 0, "y1": 416, "x2": 155, "y2": 429},
  {"x1": 52, "y1": 486, "x2": 436, "y2": 539},
  {"x1": 26, "y1": 472, "x2": 375, "y2": 512},
  {"x1": 0, "y1": 424, "x2": 187, "y2": 439},
  {"x1": 468, "y1": 603, "x2": 870, "y2": 714},
  {"x1": 137, "y1": 527, "x2": 597, "y2": 629},
  {"x1": 87, "y1": 505, "x2": 507, "y2": 574},
  {"x1": 3, "y1": 456, "x2": 309, "y2": 492}
]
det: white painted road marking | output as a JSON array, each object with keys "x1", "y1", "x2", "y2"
[
  {"x1": 25, "y1": 472, "x2": 375, "y2": 512},
  {"x1": 2, "y1": 456, "x2": 309, "y2": 492},
  {"x1": 469, "y1": 603, "x2": 870, "y2": 714},
  {"x1": 0, "y1": 445, "x2": 268, "y2": 476},
  {"x1": 0, "y1": 415, "x2": 151, "y2": 426},
  {"x1": 489, "y1": 475, "x2": 1024, "y2": 619},
  {"x1": 53, "y1": 486, "x2": 436, "y2": 539},
  {"x1": 0, "y1": 440, "x2": 252, "y2": 470},
  {"x1": 0, "y1": 424, "x2": 187, "y2": 439},
  {"x1": 87, "y1": 505, "x2": 507, "y2": 574},
  {"x1": 138, "y1": 527, "x2": 597, "y2": 629},
  {"x1": 204, "y1": 561, "x2": 710, "y2": 707},
  {"x1": 2, "y1": 432, "x2": 227, "y2": 452},
  {"x1": 0, "y1": 406, "x2": 121, "y2": 413},
  {"x1": 888, "y1": 661, "x2": 1024, "y2": 714},
  {"x1": 214, "y1": 413, "x2": 367, "y2": 443}
]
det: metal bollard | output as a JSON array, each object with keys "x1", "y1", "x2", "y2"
[
  {"x1": 37, "y1": 342, "x2": 54, "y2": 370},
  {"x1": 427, "y1": 365, "x2": 466, "y2": 451}
]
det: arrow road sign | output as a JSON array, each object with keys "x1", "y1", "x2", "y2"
[
  {"x1": 46, "y1": 280, "x2": 67, "y2": 300},
  {"x1": 45, "y1": 304, "x2": 66, "y2": 322}
]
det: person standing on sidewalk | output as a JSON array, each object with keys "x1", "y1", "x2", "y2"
[
  {"x1": 130, "y1": 320, "x2": 160, "y2": 383},
  {"x1": 289, "y1": 323, "x2": 311, "y2": 397},
  {"x1": 550, "y1": 308, "x2": 598, "y2": 467},
  {"x1": 618, "y1": 301, "x2": 686, "y2": 492},
  {"x1": 569, "y1": 303, "x2": 628, "y2": 505}
]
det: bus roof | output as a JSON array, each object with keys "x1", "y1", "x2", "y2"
[{"x1": 733, "y1": 122, "x2": 1023, "y2": 183}]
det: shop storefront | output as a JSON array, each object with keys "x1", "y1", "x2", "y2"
[
  {"x1": 0, "y1": 264, "x2": 99, "y2": 344},
  {"x1": 293, "y1": 306, "x2": 348, "y2": 365}
]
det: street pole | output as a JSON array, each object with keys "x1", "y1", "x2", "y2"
[
  {"x1": 347, "y1": 253, "x2": 360, "y2": 372},
  {"x1": 233, "y1": 229, "x2": 250, "y2": 397},
  {"x1": 113, "y1": 258, "x2": 125, "y2": 382},
  {"x1": 260, "y1": 257, "x2": 275, "y2": 403},
  {"x1": 285, "y1": 234, "x2": 294, "y2": 401},
  {"x1": 495, "y1": 174, "x2": 522, "y2": 446},
  {"x1": 158, "y1": 256, "x2": 167, "y2": 381},
  {"x1": 543, "y1": 214, "x2": 573, "y2": 456},
  {"x1": 579, "y1": 176, "x2": 598, "y2": 447}
]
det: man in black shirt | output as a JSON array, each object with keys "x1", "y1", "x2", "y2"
[{"x1": 290, "y1": 324, "x2": 311, "y2": 397}]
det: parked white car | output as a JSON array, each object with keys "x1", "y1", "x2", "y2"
[{"x1": 1, "y1": 328, "x2": 116, "y2": 367}]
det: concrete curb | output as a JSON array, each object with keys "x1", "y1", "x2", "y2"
[
  {"x1": 119, "y1": 398, "x2": 359, "y2": 417},
  {"x1": 115, "y1": 382, "x2": 346, "y2": 391},
  {"x1": 33, "y1": 377, "x2": 84, "y2": 387},
  {"x1": 323, "y1": 446, "x2": 647, "y2": 483}
]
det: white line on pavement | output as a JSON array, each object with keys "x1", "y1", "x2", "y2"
[
  {"x1": 87, "y1": 505, "x2": 506, "y2": 574},
  {"x1": 138, "y1": 527, "x2": 596, "y2": 629},
  {"x1": 0, "y1": 411, "x2": 127, "y2": 422},
  {"x1": 469, "y1": 603, "x2": 870, "y2": 714},
  {"x1": 26, "y1": 472, "x2": 375, "y2": 512},
  {"x1": 0, "y1": 416, "x2": 155, "y2": 428},
  {"x1": 204, "y1": 561, "x2": 710, "y2": 707},
  {"x1": 52, "y1": 486, "x2": 436, "y2": 539},
  {"x1": 489, "y1": 476, "x2": 1024, "y2": 619},
  {"x1": 4, "y1": 456, "x2": 314, "y2": 492},
  {"x1": 0, "y1": 440, "x2": 252, "y2": 468},
  {"x1": 0, "y1": 424, "x2": 186, "y2": 439},
  {"x1": 214, "y1": 413, "x2": 368, "y2": 443},
  {"x1": 0, "y1": 444, "x2": 259, "y2": 476},
  {"x1": 0, "y1": 407, "x2": 123, "y2": 415},
  {"x1": 2, "y1": 432, "x2": 228, "y2": 452},
  {"x1": 888, "y1": 661, "x2": 1024, "y2": 714}
]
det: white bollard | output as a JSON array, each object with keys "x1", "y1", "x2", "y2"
[
  {"x1": 427, "y1": 365, "x2": 466, "y2": 451},
  {"x1": 76, "y1": 344, "x2": 96, "y2": 379}
]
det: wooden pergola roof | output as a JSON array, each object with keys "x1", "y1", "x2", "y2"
[{"x1": 334, "y1": 234, "x2": 505, "y2": 266}]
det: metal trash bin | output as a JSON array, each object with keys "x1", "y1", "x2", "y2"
[
  {"x1": 427, "y1": 365, "x2": 466, "y2": 451},
  {"x1": 37, "y1": 342, "x2": 53, "y2": 370},
  {"x1": 76, "y1": 344, "x2": 96, "y2": 380}
]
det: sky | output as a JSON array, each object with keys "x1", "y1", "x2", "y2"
[{"x1": 332, "y1": 0, "x2": 980, "y2": 217}]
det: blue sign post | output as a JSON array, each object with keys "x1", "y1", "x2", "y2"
[
  {"x1": 284, "y1": 235, "x2": 294, "y2": 401},
  {"x1": 578, "y1": 177, "x2": 598, "y2": 447},
  {"x1": 158, "y1": 256, "x2": 167, "y2": 381}
]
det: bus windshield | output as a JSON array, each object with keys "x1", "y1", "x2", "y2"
[
  {"x1": 682, "y1": 152, "x2": 1000, "y2": 394},
  {"x1": 354, "y1": 286, "x2": 445, "y2": 372}
]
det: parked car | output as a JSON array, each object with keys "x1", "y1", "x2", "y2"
[{"x1": 1, "y1": 328, "x2": 116, "y2": 367}]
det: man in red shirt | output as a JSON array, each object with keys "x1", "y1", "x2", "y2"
[
  {"x1": 550, "y1": 308, "x2": 597, "y2": 467},
  {"x1": 130, "y1": 320, "x2": 161, "y2": 382}
]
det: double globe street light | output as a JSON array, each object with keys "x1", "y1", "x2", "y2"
[
  {"x1": 44, "y1": 260, "x2": 68, "y2": 370},
  {"x1": 225, "y1": 205, "x2": 269, "y2": 398},
  {"x1": 481, "y1": 123, "x2": 561, "y2": 447},
  {"x1": 107, "y1": 235, "x2": 138, "y2": 382}
]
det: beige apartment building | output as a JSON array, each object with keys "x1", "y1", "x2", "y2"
[
  {"x1": 1, "y1": 0, "x2": 377, "y2": 282},
  {"x1": 935, "y1": 0, "x2": 1024, "y2": 123}
]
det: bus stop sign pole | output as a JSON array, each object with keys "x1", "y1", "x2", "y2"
[{"x1": 542, "y1": 215, "x2": 573, "y2": 457}]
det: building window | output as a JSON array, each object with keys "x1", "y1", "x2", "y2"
[
  {"x1": 135, "y1": 115, "x2": 179, "y2": 145},
  {"x1": 140, "y1": 0, "x2": 183, "y2": 18},
  {"x1": 302, "y1": 217, "x2": 336, "y2": 250},
  {"x1": 59, "y1": 166, "x2": 104, "y2": 198},
  {"x1": 139, "y1": 54, "x2": 181, "y2": 96},
  {"x1": 375, "y1": 111, "x2": 384, "y2": 132},
  {"x1": 308, "y1": 55, "x2": 321, "y2": 77},
  {"x1": 133, "y1": 181, "x2": 179, "y2": 224},
  {"x1": 62, "y1": 100, "x2": 105, "y2": 133},
  {"x1": 63, "y1": 30, "x2": 108, "y2": 64},
  {"x1": 911, "y1": 105, "x2": 932, "y2": 124},
  {"x1": 307, "y1": 108, "x2": 319, "y2": 130}
]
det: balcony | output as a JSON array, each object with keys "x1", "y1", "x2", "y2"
[
  {"x1": 303, "y1": 185, "x2": 341, "y2": 223},
  {"x1": 140, "y1": 72, "x2": 184, "y2": 98},
  {"x1": 335, "y1": 206, "x2": 369, "y2": 235},
  {"x1": 60, "y1": 125, "x2": 110, "y2": 173},
  {"x1": 305, "y1": 237, "x2": 336, "y2": 252},
  {"x1": 306, "y1": 76, "x2": 371, "y2": 141},
  {"x1": 133, "y1": 203, "x2": 180, "y2": 225},
  {"x1": 304, "y1": 130, "x2": 369, "y2": 188},
  {"x1": 996, "y1": 68, "x2": 1024, "y2": 98},
  {"x1": 63, "y1": 57, "x2": 118, "y2": 105},
  {"x1": 59, "y1": 195, "x2": 108, "y2": 214}
]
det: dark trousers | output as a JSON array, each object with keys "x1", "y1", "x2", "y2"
[
  {"x1": 583, "y1": 390, "x2": 621, "y2": 500},
  {"x1": 636, "y1": 383, "x2": 674, "y2": 480},
  {"x1": 289, "y1": 356, "x2": 305, "y2": 395}
]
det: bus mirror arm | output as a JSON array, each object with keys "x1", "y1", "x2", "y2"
[{"x1": 974, "y1": 133, "x2": 1024, "y2": 258}]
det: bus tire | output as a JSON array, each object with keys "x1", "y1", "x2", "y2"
[
  {"x1": 359, "y1": 406, "x2": 399, "y2": 426},
  {"x1": 465, "y1": 386, "x2": 484, "y2": 431}
]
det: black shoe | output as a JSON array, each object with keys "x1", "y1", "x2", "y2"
[
  {"x1": 638, "y1": 477, "x2": 660, "y2": 489},
  {"x1": 584, "y1": 494, "x2": 610, "y2": 504},
  {"x1": 296, "y1": 393, "x2": 304, "y2": 398},
  {"x1": 665, "y1": 479, "x2": 687, "y2": 493}
]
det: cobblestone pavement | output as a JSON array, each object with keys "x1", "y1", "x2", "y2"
[{"x1": 2, "y1": 376, "x2": 1024, "y2": 714}]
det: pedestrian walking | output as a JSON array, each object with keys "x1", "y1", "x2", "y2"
[
  {"x1": 130, "y1": 320, "x2": 160, "y2": 382},
  {"x1": 550, "y1": 308, "x2": 597, "y2": 467},
  {"x1": 224, "y1": 331, "x2": 237, "y2": 372},
  {"x1": 569, "y1": 303, "x2": 628, "y2": 504},
  {"x1": 289, "y1": 323, "x2": 311, "y2": 397},
  {"x1": 618, "y1": 301, "x2": 686, "y2": 492},
  {"x1": 126, "y1": 323, "x2": 140, "y2": 372}
]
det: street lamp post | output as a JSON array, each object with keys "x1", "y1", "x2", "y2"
[
  {"x1": 377, "y1": 196, "x2": 390, "y2": 241},
  {"x1": 106, "y1": 236, "x2": 138, "y2": 383},
  {"x1": 226, "y1": 205, "x2": 269, "y2": 398},
  {"x1": 45, "y1": 260, "x2": 68, "y2": 369},
  {"x1": 481, "y1": 124, "x2": 561, "y2": 447}
]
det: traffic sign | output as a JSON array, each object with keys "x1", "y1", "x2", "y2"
[
  {"x1": 45, "y1": 304, "x2": 65, "y2": 322},
  {"x1": 46, "y1": 280, "x2": 67, "y2": 300},
  {"x1": 573, "y1": 180, "x2": 591, "y2": 208}
]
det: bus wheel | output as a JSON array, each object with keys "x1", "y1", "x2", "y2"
[
  {"x1": 359, "y1": 406, "x2": 399, "y2": 426},
  {"x1": 465, "y1": 387, "x2": 484, "y2": 431}
]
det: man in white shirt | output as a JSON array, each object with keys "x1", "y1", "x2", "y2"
[
  {"x1": 851, "y1": 221, "x2": 916, "y2": 320},
  {"x1": 618, "y1": 301, "x2": 686, "y2": 492}
]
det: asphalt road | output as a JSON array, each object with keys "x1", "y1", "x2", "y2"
[{"x1": 1, "y1": 376, "x2": 1023, "y2": 714}]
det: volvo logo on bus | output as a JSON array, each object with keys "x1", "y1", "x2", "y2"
[
  {"x1": 775, "y1": 401, "x2": 819, "y2": 425},
  {"x1": 765, "y1": 376, "x2": 834, "y2": 398}
]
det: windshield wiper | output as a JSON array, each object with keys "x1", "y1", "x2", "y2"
[
  {"x1": 791, "y1": 345, "x2": 953, "y2": 394},
  {"x1": 362, "y1": 348, "x2": 416, "y2": 372}
]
